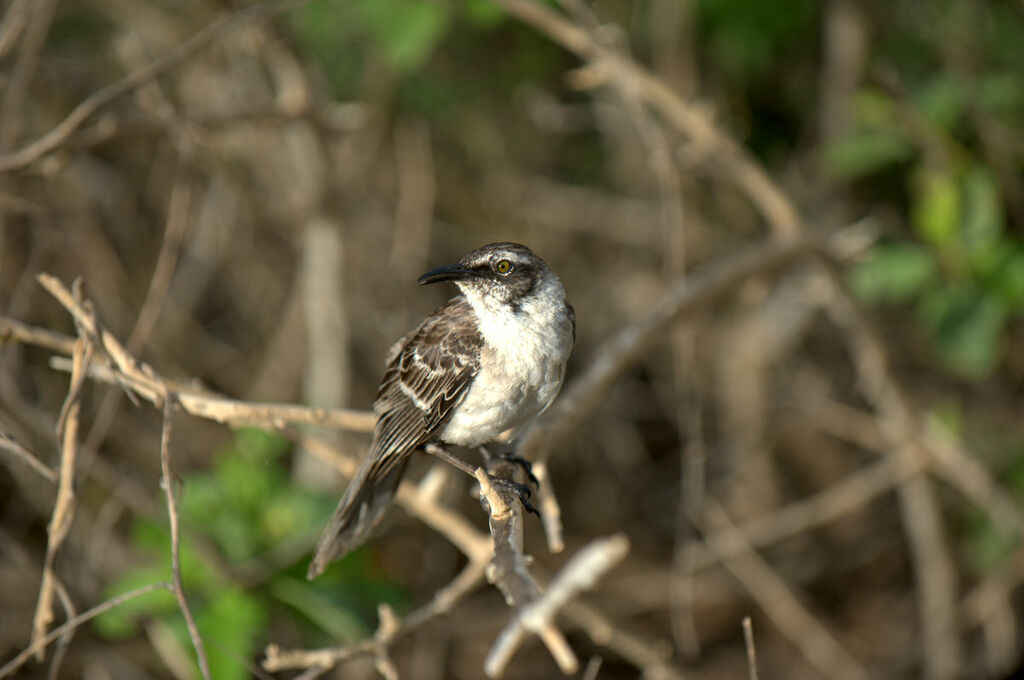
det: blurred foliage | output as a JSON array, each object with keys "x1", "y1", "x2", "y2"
[
  {"x1": 94, "y1": 430, "x2": 408, "y2": 679},
  {"x1": 830, "y1": 14, "x2": 1024, "y2": 378}
]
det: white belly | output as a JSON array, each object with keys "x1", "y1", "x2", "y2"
[{"x1": 438, "y1": 290, "x2": 573, "y2": 448}]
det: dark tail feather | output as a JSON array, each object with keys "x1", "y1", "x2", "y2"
[{"x1": 307, "y1": 453, "x2": 410, "y2": 579}]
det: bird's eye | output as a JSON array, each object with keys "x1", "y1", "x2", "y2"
[{"x1": 495, "y1": 259, "x2": 513, "y2": 275}]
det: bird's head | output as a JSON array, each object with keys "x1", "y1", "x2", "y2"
[{"x1": 417, "y1": 242, "x2": 551, "y2": 307}]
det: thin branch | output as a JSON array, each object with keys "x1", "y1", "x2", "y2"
[
  {"x1": 701, "y1": 498, "x2": 868, "y2": 680},
  {"x1": 485, "y1": 534, "x2": 629, "y2": 677},
  {"x1": 560, "y1": 599, "x2": 685, "y2": 680},
  {"x1": 0, "y1": 582, "x2": 173, "y2": 678},
  {"x1": 0, "y1": 0, "x2": 307, "y2": 173},
  {"x1": 742, "y1": 617, "x2": 760, "y2": 680},
  {"x1": 31, "y1": 315, "x2": 93, "y2": 659},
  {"x1": 0, "y1": 314, "x2": 76, "y2": 354},
  {"x1": 48, "y1": 353, "x2": 374, "y2": 432},
  {"x1": 686, "y1": 453, "x2": 919, "y2": 572},
  {"x1": 532, "y1": 461, "x2": 565, "y2": 553},
  {"x1": 159, "y1": 395, "x2": 212, "y2": 680},
  {"x1": 0, "y1": 425, "x2": 56, "y2": 482}
]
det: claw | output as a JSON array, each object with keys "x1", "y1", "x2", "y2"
[
  {"x1": 486, "y1": 477, "x2": 541, "y2": 518},
  {"x1": 501, "y1": 453, "x2": 539, "y2": 487}
]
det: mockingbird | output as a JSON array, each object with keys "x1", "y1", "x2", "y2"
[{"x1": 308, "y1": 242, "x2": 575, "y2": 579}]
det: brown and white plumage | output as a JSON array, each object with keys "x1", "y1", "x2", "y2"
[{"x1": 308, "y1": 243, "x2": 574, "y2": 579}]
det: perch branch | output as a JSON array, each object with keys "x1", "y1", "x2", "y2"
[
  {"x1": 486, "y1": 533, "x2": 629, "y2": 677},
  {"x1": 475, "y1": 468, "x2": 578, "y2": 676}
]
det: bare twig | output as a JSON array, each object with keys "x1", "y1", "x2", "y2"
[
  {"x1": 742, "y1": 617, "x2": 759, "y2": 680},
  {"x1": 0, "y1": 425, "x2": 56, "y2": 481},
  {"x1": 0, "y1": 0, "x2": 305, "y2": 173},
  {"x1": 486, "y1": 534, "x2": 629, "y2": 677},
  {"x1": 47, "y1": 578, "x2": 76, "y2": 680},
  {"x1": 0, "y1": 0, "x2": 31, "y2": 60},
  {"x1": 49, "y1": 354, "x2": 374, "y2": 432},
  {"x1": 687, "y1": 453, "x2": 920, "y2": 572},
  {"x1": 702, "y1": 498, "x2": 868, "y2": 680},
  {"x1": 0, "y1": 582, "x2": 173, "y2": 678},
  {"x1": 0, "y1": 0, "x2": 58, "y2": 147},
  {"x1": 532, "y1": 461, "x2": 565, "y2": 553},
  {"x1": 159, "y1": 395, "x2": 212, "y2": 680},
  {"x1": 0, "y1": 314, "x2": 76, "y2": 354},
  {"x1": 561, "y1": 600, "x2": 684, "y2": 680},
  {"x1": 31, "y1": 312, "x2": 93, "y2": 660}
]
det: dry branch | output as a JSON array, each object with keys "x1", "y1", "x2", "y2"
[
  {"x1": 0, "y1": 582, "x2": 173, "y2": 678},
  {"x1": 0, "y1": 425, "x2": 56, "y2": 482},
  {"x1": 30, "y1": 303, "x2": 93, "y2": 660},
  {"x1": 158, "y1": 396, "x2": 211, "y2": 680},
  {"x1": 0, "y1": 0, "x2": 306, "y2": 173},
  {"x1": 485, "y1": 533, "x2": 629, "y2": 677},
  {"x1": 702, "y1": 499, "x2": 869, "y2": 680},
  {"x1": 475, "y1": 469, "x2": 578, "y2": 676}
]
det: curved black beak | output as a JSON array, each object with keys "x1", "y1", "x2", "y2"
[{"x1": 418, "y1": 263, "x2": 478, "y2": 285}]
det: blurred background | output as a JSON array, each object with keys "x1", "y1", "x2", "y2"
[{"x1": 2, "y1": 0, "x2": 1024, "y2": 678}]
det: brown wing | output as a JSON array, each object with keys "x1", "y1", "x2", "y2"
[
  {"x1": 369, "y1": 296, "x2": 482, "y2": 470},
  {"x1": 307, "y1": 297, "x2": 482, "y2": 578}
]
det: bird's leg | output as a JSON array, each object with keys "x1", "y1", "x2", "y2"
[{"x1": 423, "y1": 443, "x2": 477, "y2": 478}]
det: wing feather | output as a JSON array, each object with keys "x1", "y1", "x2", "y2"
[{"x1": 308, "y1": 297, "x2": 482, "y2": 577}]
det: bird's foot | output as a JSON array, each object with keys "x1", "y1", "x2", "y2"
[
  {"x1": 499, "y1": 453, "x2": 539, "y2": 487},
  {"x1": 480, "y1": 445, "x2": 539, "y2": 488},
  {"x1": 485, "y1": 476, "x2": 541, "y2": 518}
]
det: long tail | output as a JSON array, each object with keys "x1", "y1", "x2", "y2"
[{"x1": 306, "y1": 450, "x2": 411, "y2": 579}]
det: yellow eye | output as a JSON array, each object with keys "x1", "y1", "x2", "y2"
[{"x1": 495, "y1": 259, "x2": 513, "y2": 275}]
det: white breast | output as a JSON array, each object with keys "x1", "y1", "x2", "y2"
[{"x1": 439, "y1": 274, "x2": 573, "y2": 447}]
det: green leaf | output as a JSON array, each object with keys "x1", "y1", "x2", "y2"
[
  {"x1": 853, "y1": 88, "x2": 898, "y2": 127},
  {"x1": 198, "y1": 589, "x2": 269, "y2": 680},
  {"x1": 462, "y1": 0, "x2": 506, "y2": 28},
  {"x1": 357, "y1": 0, "x2": 449, "y2": 73},
  {"x1": 270, "y1": 576, "x2": 370, "y2": 641},
  {"x1": 848, "y1": 243, "x2": 937, "y2": 304},
  {"x1": 961, "y1": 165, "x2": 1004, "y2": 257},
  {"x1": 979, "y1": 71, "x2": 1024, "y2": 116},
  {"x1": 985, "y1": 245, "x2": 1024, "y2": 311},
  {"x1": 918, "y1": 288, "x2": 1006, "y2": 378},
  {"x1": 824, "y1": 129, "x2": 913, "y2": 179},
  {"x1": 916, "y1": 75, "x2": 966, "y2": 131},
  {"x1": 912, "y1": 168, "x2": 962, "y2": 253},
  {"x1": 234, "y1": 427, "x2": 290, "y2": 462}
]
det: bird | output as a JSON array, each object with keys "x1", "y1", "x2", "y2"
[{"x1": 307, "y1": 242, "x2": 575, "y2": 579}]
